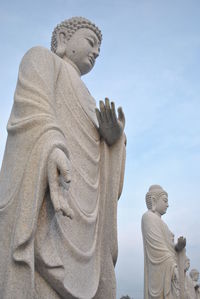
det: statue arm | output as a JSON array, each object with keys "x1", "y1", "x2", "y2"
[
  {"x1": 47, "y1": 148, "x2": 73, "y2": 218},
  {"x1": 118, "y1": 138, "x2": 126, "y2": 199},
  {"x1": 10, "y1": 46, "x2": 72, "y2": 216}
]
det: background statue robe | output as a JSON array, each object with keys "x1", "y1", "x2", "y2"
[
  {"x1": 142, "y1": 211, "x2": 180, "y2": 299},
  {"x1": 185, "y1": 275, "x2": 196, "y2": 299}
]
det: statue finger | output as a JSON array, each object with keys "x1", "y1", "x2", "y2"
[
  {"x1": 105, "y1": 97, "x2": 112, "y2": 122},
  {"x1": 59, "y1": 175, "x2": 70, "y2": 191},
  {"x1": 60, "y1": 167, "x2": 71, "y2": 183},
  {"x1": 118, "y1": 107, "x2": 125, "y2": 127},
  {"x1": 99, "y1": 100, "x2": 107, "y2": 121},
  {"x1": 111, "y1": 101, "x2": 117, "y2": 123},
  {"x1": 95, "y1": 108, "x2": 102, "y2": 124},
  {"x1": 48, "y1": 166, "x2": 61, "y2": 212},
  {"x1": 51, "y1": 190, "x2": 61, "y2": 212},
  {"x1": 60, "y1": 191, "x2": 74, "y2": 219},
  {"x1": 61, "y1": 205, "x2": 74, "y2": 219}
]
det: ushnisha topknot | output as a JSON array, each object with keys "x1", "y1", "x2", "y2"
[
  {"x1": 145, "y1": 185, "x2": 168, "y2": 211},
  {"x1": 51, "y1": 17, "x2": 102, "y2": 54}
]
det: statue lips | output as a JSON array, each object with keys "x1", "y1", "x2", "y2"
[{"x1": 88, "y1": 55, "x2": 95, "y2": 66}]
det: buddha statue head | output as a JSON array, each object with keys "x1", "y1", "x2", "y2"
[
  {"x1": 51, "y1": 17, "x2": 102, "y2": 76},
  {"x1": 145, "y1": 185, "x2": 169, "y2": 216},
  {"x1": 190, "y1": 269, "x2": 200, "y2": 282}
]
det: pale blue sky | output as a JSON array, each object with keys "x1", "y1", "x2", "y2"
[{"x1": 0, "y1": 1, "x2": 200, "y2": 298}]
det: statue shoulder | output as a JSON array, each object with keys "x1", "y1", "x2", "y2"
[
  {"x1": 142, "y1": 211, "x2": 162, "y2": 231},
  {"x1": 142, "y1": 210, "x2": 156, "y2": 222},
  {"x1": 22, "y1": 46, "x2": 53, "y2": 61},
  {"x1": 18, "y1": 46, "x2": 61, "y2": 81},
  {"x1": 19, "y1": 46, "x2": 59, "y2": 71}
]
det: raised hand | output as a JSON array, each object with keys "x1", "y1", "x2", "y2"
[
  {"x1": 47, "y1": 148, "x2": 74, "y2": 219},
  {"x1": 175, "y1": 236, "x2": 186, "y2": 252},
  {"x1": 95, "y1": 98, "x2": 125, "y2": 146},
  {"x1": 195, "y1": 284, "x2": 200, "y2": 291}
]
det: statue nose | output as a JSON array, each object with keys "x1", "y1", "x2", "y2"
[
  {"x1": 93, "y1": 51, "x2": 99, "y2": 59},
  {"x1": 93, "y1": 47, "x2": 99, "y2": 59}
]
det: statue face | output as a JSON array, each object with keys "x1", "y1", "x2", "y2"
[
  {"x1": 193, "y1": 272, "x2": 199, "y2": 281},
  {"x1": 155, "y1": 194, "x2": 169, "y2": 216},
  {"x1": 60, "y1": 28, "x2": 100, "y2": 75}
]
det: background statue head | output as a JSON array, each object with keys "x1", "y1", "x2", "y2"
[
  {"x1": 51, "y1": 17, "x2": 102, "y2": 75},
  {"x1": 190, "y1": 269, "x2": 200, "y2": 282},
  {"x1": 145, "y1": 185, "x2": 169, "y2": 216}
]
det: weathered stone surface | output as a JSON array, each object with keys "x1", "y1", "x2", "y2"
[
  {"x1": 141, "y1": 185, "x2": 186, "y2": 299},
  {"x1": 0, "y1": 17, "x2": 126, "y2": 299},
  {"x1": 184, "y1": 257, "x2": 196, "y2": 299},
  {"x1": 190, "y1": 269, "x2": 200, "y2": 299}
]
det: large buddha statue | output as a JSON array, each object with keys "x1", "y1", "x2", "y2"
[
  {"x1": 0, "y1": 17, "x2": 126, "y2": 298},
  {"x1": 141, "y1": 185, "x2": 186, "y2": 299}
]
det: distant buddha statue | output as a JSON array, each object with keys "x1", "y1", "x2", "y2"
[
  {"x1": 142, "y1": 185, "x2": 186, "y2": 299},
  {"x1": 184, "y1": 257, "x2": 196, "y2": 299},
  {"x1": 190, "y1": 269, "x2": 200, "y2": 299},
  {"x1": 0, "y1": 17, "x2": 126, "y2": 298}
]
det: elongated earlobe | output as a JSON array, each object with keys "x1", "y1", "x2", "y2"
[
  {"x1": 56, "y1": 31, "x2": 67, "y2": 58},
  {"x1": 152, "y1": 198, "x2": 156, "y2": 212},
  {"x1": 56, "y1": 44, "x2": 66, "y2": 58}
]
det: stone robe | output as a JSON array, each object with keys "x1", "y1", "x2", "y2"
[
  {"x1": 0, "y1": 47, "x2": 126, "y2": 299},
  {"x1": 142, "y1": 211, "x2": 180, "y2": 299},
  {"x1": 191, "y1": 280, "x2": 200, "y2": 299},
  {"x1": 196, "y1": 287, "x2": 200, "y2": 299},
  {"x1": 184, "y1": 275, "x2": 196, "y2": 299}
]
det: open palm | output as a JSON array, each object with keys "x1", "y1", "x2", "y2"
[{"x1": 95, "y1": 98, "x2": 125, "y2": 146}]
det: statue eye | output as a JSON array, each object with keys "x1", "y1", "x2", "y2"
[{"x1": 86, "y1": 38, "x2": 94, "y2": 47}]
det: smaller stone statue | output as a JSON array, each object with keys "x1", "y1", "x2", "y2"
[
  {"x1": 141, "y1": 185, "x2": 186, "y2": 299},
  {"x1": 190, "y1": 269, "x2": 200, "y2": 299},
  {"x1": 184, "y1": 257, "x2": 196, "y2": 299}
]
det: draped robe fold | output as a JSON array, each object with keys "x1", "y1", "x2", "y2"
[
  {"x1": 184, "y1": 275, "x2": 196, "y2": 299},
  {"x1": 142, "y1": 211, "x2": 180, "y2": 299},
  {"x1": 0, "y1": 46, "x2": 126, "y2": 299}
]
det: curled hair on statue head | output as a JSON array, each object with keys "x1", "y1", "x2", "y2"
[
  {"x1": 145, "y1": 185, "x2": 168, "y2": 212},
  {"x1": 51, "y1": 16, "x2": 102, "y2": 57},
  {"x1": 145, "y1": 193, "x2": 153, "y2": 210}
]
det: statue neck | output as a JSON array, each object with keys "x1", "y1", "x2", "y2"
[
  {"x1": 154, "y1": 211, "x2": 162, "y2": 218},
  {"x1": 62, "y1": 56, "x2": 81, "y2": 76}
]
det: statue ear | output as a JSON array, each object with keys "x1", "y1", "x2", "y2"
[
  {"x1": 58, "y1": 31, "x2": 67, "y2": 46},
  {"x1": 56, "y1": 31, "x2": 67, "y2": 57},
  {"x1": 151, "y1": 197, "x2": 156, "y2": 212}
]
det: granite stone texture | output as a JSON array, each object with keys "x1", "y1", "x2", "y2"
[
  {"x1": 0, "y1": 17, "x2": 126, "y2": 299},
  {"x1": 189, "y1": 269, "x2": 200, "y2": 299},
  {"x1": 184, "y1": 257, "x2": 196, "y2": 299},
  {"x1": 142, "y1": 185, "x2": 186, "y2": 299}
]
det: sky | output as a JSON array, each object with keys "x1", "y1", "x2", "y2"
[{"x1": 0, "y1": 1, "x2": 200, "y2": 298}]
